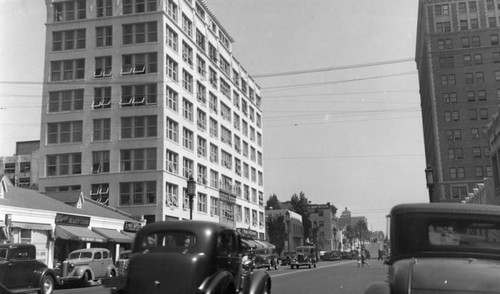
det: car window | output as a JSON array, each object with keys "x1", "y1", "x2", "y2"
[
  {"x1": 217, "y1": 231, "x2": 237, "y2": 255},
  {"x1": 141, "y1": 231, "x2": 197, "y2": 251},
  {"x1": 94, "y1": 252, "x2": 102, "y2": 260},
  {"x1": 428, "y1": 221, "x2": 500, "y2": 250},
  {"x1": 0, "y1": 249, "x2": 7, "y2": 260},
  {"x1": 11, "y1": 249, "x2": 29, "y2": 260},
  {"x1": 102, "y1": 251, "x2": 108, "y2": 259}
]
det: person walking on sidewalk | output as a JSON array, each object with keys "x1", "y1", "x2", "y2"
[{"x1": 361, "y1": 250, "x2": 370, "y2": 267}]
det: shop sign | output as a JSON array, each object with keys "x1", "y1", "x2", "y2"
[
  {"x1": 236, "y1": 227, "x2": 257, "y2": 239},
  {"x1": 55, "y1": 213, "x2": 90, "y2": 227},
  {"x1": 124, "y1": 221, "x2": 142, "y2": 232}
]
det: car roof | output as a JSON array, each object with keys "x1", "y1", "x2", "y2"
[
  {"x1": 71, "y1": 248, "x2": 110, "y2": 253},
  {"x1": 0, "y1": 243, "x2": 35, "y2": 249},
  {"x1": 391, "y1": 203, "x2": 500, "y2": 217}
]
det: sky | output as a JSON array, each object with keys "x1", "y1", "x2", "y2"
[{"x1": 0, "y1": 0, "x2": 427, "y2": 233}]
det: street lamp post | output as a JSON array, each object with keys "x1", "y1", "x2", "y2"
[
  {"x1": 332, "y1": 227, "x2": 337, "y2": 251},
  {"x1": 425, "y1": 164, "x2": 435, "y2": 203},
  {"x1": 285, "y1": 211, "x2": 290, "y2": 252},
  {"x1": 313, "y1": 220, "x2": 318, "y2": 261},
  {"x1": 187, "y1": 175, "x2": 196, "y2": 220}
]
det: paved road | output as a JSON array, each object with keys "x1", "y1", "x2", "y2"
[{"x1": 54, "y1": 258, "x2": 387, "y2": 294}]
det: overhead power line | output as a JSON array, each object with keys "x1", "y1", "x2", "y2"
[{"x1": 252, "y1": 58, "x2": 415, "y2": 78}]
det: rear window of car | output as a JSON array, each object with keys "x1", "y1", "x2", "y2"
[
  {"x1": 140, "y1": 231, "x2": 197, "y2": 252},
  {"x1": 428, "y1": 221, "x2": 500, "y2": 250},
  {"x1": 69, "y1": 251, "x2": 93, "y2": 259}
]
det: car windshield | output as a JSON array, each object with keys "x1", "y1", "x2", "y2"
[
  {"x1": 141, "y1": 231, "x2": 197, "y2": 252},
  {"x1": 428, "y1": 221, "x2": 500, "y2": 250},
  {"x1": 69, "y1": 251, "x2": 93, "y2": 259}
]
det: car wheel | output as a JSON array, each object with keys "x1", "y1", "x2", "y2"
[
  {"x1": 109, "y1": 270, "x2": 116, "y2": 278},
  {"x1": 308, "y1": 263, "x2": 312, "y2": 269},
  {"x1": 262, "y1": 277, "x2": 271, "y2": 294},
  {"x1": 38, "y1": 275, "x2": 54, "y2": 294},
  {"x1": 290, "y1": 264, "x2": 294, "y2": 269},
  {"x1": 80, "y1": 271, "x2": 90, "y2": 287},
  {"x1": 313, "y1": 263, "x2": 317, "y2": 268}
]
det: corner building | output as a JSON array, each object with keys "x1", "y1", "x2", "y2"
[
  {"x1": 39, "y1": 0, "x2": 265, "y2": 237},
  {"x1": 416, "y1": 0, "x2": 500, "y2": 202}
]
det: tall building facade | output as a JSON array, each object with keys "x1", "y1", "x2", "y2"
[
  {"x1": 39, "y1": 0, "x2": 265, "y2": 236},
  {"x1": 416, "y1": 0, "x2": 500, "y2": 202}
]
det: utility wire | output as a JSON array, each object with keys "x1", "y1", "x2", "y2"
[{"x1": 252, "y1": 58, "x2": 415, "y2": 78}]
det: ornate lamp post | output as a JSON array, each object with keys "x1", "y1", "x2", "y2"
[
  {"x1": 187, "y1": 175, "x2": 196, "y2": 220},
  {"x1": 425, "y1": 164, "x2": 435, "y2": 203}
]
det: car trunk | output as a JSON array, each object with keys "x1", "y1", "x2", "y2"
[
  {"x1": 410, "y1": 258, "x2": 500, "y2": 293},
  {"x1": 123, "y1": 252, "x2": 210, "y2": 294}
]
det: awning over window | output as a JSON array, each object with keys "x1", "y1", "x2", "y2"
[
  {"x1": 55, "y1": 225, "x2": 106, "y2": 243},
  {"x1": 121, "y1": 231, "x2": 137, "y2": 240},
  {"x1": 254, "y1": 240, "x2": 276, "y2": 249},
  {"x1": 92, "y1": 228, "x2": 133, "y2": 243},
  {"x1": 11, "y1": 222, "x2": 52, "y2": 231},
  {"x1": 241, "y1": 238, "x2": 262, "y2": 249}
]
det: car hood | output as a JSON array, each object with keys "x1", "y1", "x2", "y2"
[
  {"x1": 409, "y1": 258, "x2": 500, "y2": 292},
  {"x1": 66, "y1": 258, "x2": 92, "y2": 266},
  {"x1": 123, "y1": 252, "x2": 211, "y2": 294}
]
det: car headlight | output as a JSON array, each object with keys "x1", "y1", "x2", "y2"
[{"x1": 68, "y1": 263, "x2": 75, "y2": 273}]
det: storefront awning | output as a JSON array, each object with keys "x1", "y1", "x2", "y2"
[
  {"x1": 11, "y1": 222, "x2": 52, "y2": 231},
  {"x1": 55, "y1": 225, "x2": 106, "y2": 243},
  {"x1": 121, "y1": 231, "x2": 137, "y2": 240},
  {"x1": 241, "y1": 238, "x2": 262, "y2": 249},
  {"x1": 256, "y1": 240, "x2": 276, "y2": 249},
  {"x1": 92, "y1": 228, "x2": 133, "y2": 243}
]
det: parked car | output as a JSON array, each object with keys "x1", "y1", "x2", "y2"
[
  {"x1": 322, "y1": 250, "x2": 342, "y2": 261},
  {"x1": 253, "y1": 247, "x2": 279, "y2": 270},
  {"x1": 279, "y1": 251, "x2": 296, "y2": 266},
  {"x1": 56, "y1": 248, "x2": 117, "y2": 287},
  {"x1": 0, "y1": 243, "x2": 57, "y2": 294},
  {"x1": 365, "y1": 203, "x2": 500, "y2": 294},
  {"x1": 290, "y1": 246, "x2": 317, "y2": 269},
  {"x1": 111, "y1": 221, "x2": 271, "y2": 294},
  {"x1": 115, "y1": 250, "x2": 132, "y2": 277}
]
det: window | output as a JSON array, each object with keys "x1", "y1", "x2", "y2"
[
  {"x1": 96, "y1": 26, "x2": 112, "y2": 47},
  {"x1": 469, "y1": 109, "x2": 477, "y2": 120},
  {"x1": 3, "y1": 163, "x2": 15, "y2": 174},
  {"x1": 196, "y1": 29, "x2": 206, "y2": 51},
  {"x1": 90, "y1": 183, "x2": 109, "y2": 204},
  {"x1": 46, "y1": 153, "x2": 82, "y2": 176},
  {"x1": 210, "y1": 143, "x2": 218, "y2": 163},
  {"x1": 94, "y1": 56, "x2": 112, "y2": 78},
  {"x1": 182, "y1": 14, "x2": 192, "y2": 37},
  {"x1": 183, "y1": 127, "x2": 194, "y2": 151},
  {"x1": 198, "y1": 193, "x2": 207, "y2": 213},
  {"x1": 474, "y1": 53, "x2": 482, "y2": 65},
  {"x1": 475, "y1": 166, "x2": 484, "y2": 177},
  {"x1": 92, "y1": 151, "x2": 110, "y2": 173},
  {"x1": 197, "y1": 109, "x2": 207, "y2": 131},
  {"x1": 211, "y1": 197, "x2": 219, "y2": 216},
  {"x1": 182, "y1": 157, "x2": 193, "y2": 178},
  {"x1": 220, "y1": 78, "x2": 230, "y2": 98},
  {"x1": 121, "y1": 84, "x2": 157, "y2": 106},
  {"x1": 182, "y1": 70, "x2": 193, "y2": 93},
  {"x1": 451, "y1": 185, "x2": 468, "y2": 199},
  {"x1": 492, "y1": 34, "x2": 499, "y2": 45},
  {"x1": 198, "y1": 136, "x2": 207, "y2": 158},
  {"x1": 183, "y1": 98, "x2": 193, "y2": 122},
  {"x1": 122, "y1": 52, "x2": 157, "y2": 75},
  {"x1": 209, "y1": 92, "x2": 218, "y2": 113},
  {"x1": 96, "y1": 0, "x2": 112, "y2": 17},
  {"x1": 467, "y1": 91, "x2": 475, "y2": 102},
  {"x1": 48, "y1": 89, "x2": 83, "y2": 112},
  {"x1": 197, "y1": 81, "x2": 207, "y2": 105},
  {"x1": 122, "y1": 0, "x2": 157, "y2": 14},
  {"x1": 221, "y1": 102, "x2": 231, "y2": 122},
  {"x1": 166, "y1": 0, "x2": 177, "y2": 21},
  {"x1": 469, "y1": 2, "x2": 477, "y2": 13},
  {"x1": 51, "y1": 59, "x2": 85, "y2": 81},
  {"x1": 471, "y1": 128, "x2": 480, "y2": 139},
  {"x1": 121, "y1": 148, "x2": 157, "y2": 171},
  {"x1": 197, "y1": 164, "x2": 207, "y2": 185},
  {"x1": 197, "y1": 55, "x2": 206, "y2": 77},
  {"x1": 182, "y1": 41, "x2": 193, "y2": 67},
  {"x1": 166, "y1": 149, "x2": 178, "y2": 173},
  {"x1": 121, "y1": 115, "x2": 157, "y2": 138},
  {"x1": 476, "y1": 72, "x2": 484, "y2": 83},
  {"x1": 47, "y1": 121, "x2": 83, "y2": 144},
  {"x1": 472, "y1": 36, "x2": 481, "y2": 47},
  {"x1": 480, "y1": 108, "x2": 488, "y2": 119},
  {"x1": 167, "y1": 117, "x2": 179, "y2": 143},
  {"x1": 445, "y1": 39, "x2": 452, "y2": 49},
  {"x1": 166, "y1": 182, "x2": 178, "y2": 207},
  {"x1": 458, "y1": 2, "x2": 466, "y2": 14},
  {"x1": 93, "y1": 118, "x2": 111, "y2": 141},
  {"x1": 120, "y1": 181, "x2": 156, "y2": 205},
  {"x1": 221, "y1": 150, "x2": 232, "y2": 169},
  {"x1": 460, "y1": 20, "x2": 468, "y2": 30},
  {"x1": 465, "y1": 73, "x2": 474, "y2": 84},
  {"x1": 209, "y1": 67, "x2": 217, "y2": 88},
  {"x1": 123, "y1": 22, "x2": 157, "y2": 44},
  {"x1": 52, "y1": 29, "x2": 85, "y2": 51},
  {"x1": 478, "y1": 90, "x2": 486, "y2": 101},
  {"x1": 221, "y1": 126, "x2": 232, "y2": 146},
  {"x1": 471, "y1": 19, "x2": 478, "y2": 30},
  {"x1": 473, "y1": 147, "x2": 482, "y2": 158},
  {"x1": 166, "y1": 24, "x2": 178, "y2": 51},
  {"x1": 489, "y1": 17, "x2": 497, "y2": 28},
  {"x1": 166, "y1": 86, "x2": 178, "y2": 111},
  {"x1": 54, "y1": 0, "x2": 86, "y2": 22},
  {"x1": 166, "y1": 55, "x2": 178, "y2": 81},
  {"x1": 208, "y1": 43, "x2": 218, "y2": 63}
]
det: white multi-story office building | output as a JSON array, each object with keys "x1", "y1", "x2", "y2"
[{"x1": 39, "y1": 0, "x2": 265, "y2": 237}]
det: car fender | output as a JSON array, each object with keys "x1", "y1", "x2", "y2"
[
  {"x1": 74, "y1": 266, "x2": 95, "y2": 280},
  {"x1": 243, "y1": 270, "x2": 271, "y2": 294},
  {"x1": 35, "y1": 268, "x2": 59, "y2": 286},
  {"x1": 364, "y1": 282, "x2": 391, "y2": 294},
  {"x1": 105, "y1": 264, "x2": 118, "y2": 277},
  {"x1": 198, "y1": 270, "x2": 235, "y2": 294}
]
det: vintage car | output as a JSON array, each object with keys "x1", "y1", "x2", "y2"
[
  {"x1": 290, "y1": 246, "x2": 317, "y2": 269},
  {"x1": 322, "y1": 250, "x2": 342, "y2": 261},
  {"x1": 279, "y1": 251, "x2": 296, "y2": 266},
  {"x1": 111, "y1": 221, "x2": 271, "y2": 294},
  {"x1": 0, "y1": 243, "x2": 57, "y2": 294},
  {"x1": 115, "y1": 250, "x2": 132, "y2": 277},
  {"x1": 253, "y1": 247, "x2": 279, "y2": 270},
  {"x1": 56, "y1": 248, "x2": 117, "y2": 287},
  {"x1": 365, "y1": 203, "x2": 500, "y2": 294}
]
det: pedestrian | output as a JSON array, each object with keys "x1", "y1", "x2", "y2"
[
  {"x1": 361, "y1": 250, "x2": 370, "y2": 267},
  {"x1": 378, "y1": 249, "x2": 383, "y2": 260},
  {"x1": 357, "y1": 251, "x2": 361, "y2": 267}
]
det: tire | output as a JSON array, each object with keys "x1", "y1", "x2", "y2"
[
  {"x1": 80, "y1": 271, "x2": 89, "y2": 287},
  {"x1": 108, "y1": 270, "x2": 116, "y2": 278},
  {"x1": 262, "y1": 277, "x2": 271, "y2": 294},
  {"x1": 38, "y1": 275, "x2": 54, "y2": 294}
]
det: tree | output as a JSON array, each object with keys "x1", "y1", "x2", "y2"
[
  {"x1": 266, "y1": 194, "x2": 281, "y2": 210},
  {"x1": 354, "y1": 220, "x2": 370, "y2": 244},
  {"x1": 289, "y1": 192, "x2": 311, "y2": 241},
  {"x1": 266, "y1": 214, "x2": 287, "y2": 255}
]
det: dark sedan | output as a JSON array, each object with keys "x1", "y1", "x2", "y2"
[{"x1": 0, "y1": 243, "x2": 57, "y2": 294}]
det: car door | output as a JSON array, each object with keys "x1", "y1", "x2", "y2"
[
  {"x1": 92, "y1": 251, "x2": 105, "y2": 277},
  {"x1": 2, "y1": 247, "x2": 33, "y2": 290}
]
